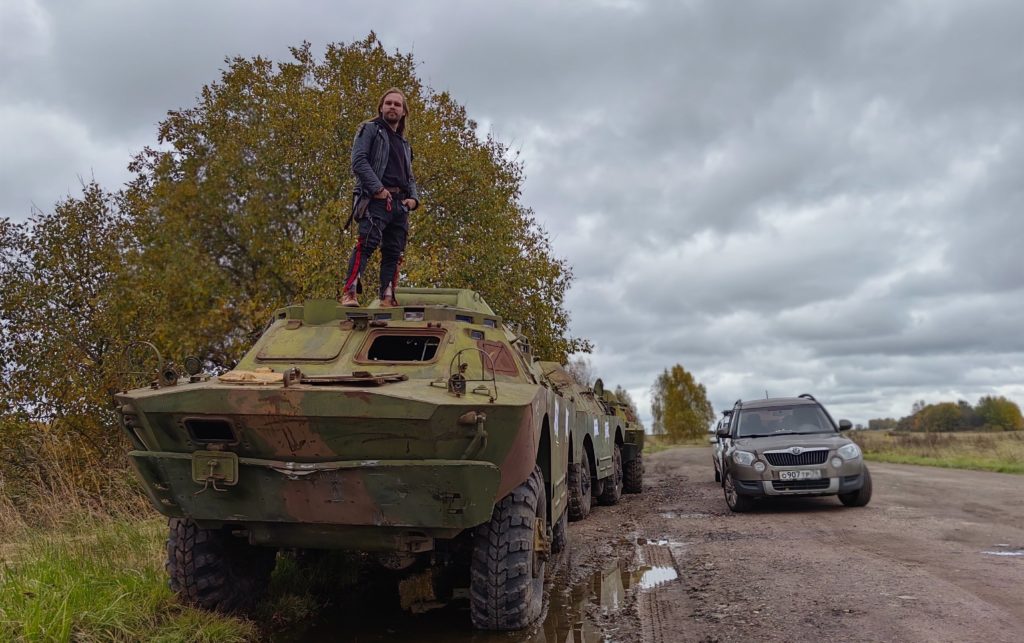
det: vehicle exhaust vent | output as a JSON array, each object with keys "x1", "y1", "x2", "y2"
[{"x1": 184, "y1": 418, "x2": 237, "y2": 444}]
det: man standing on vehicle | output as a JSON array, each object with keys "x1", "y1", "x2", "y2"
[{"x1": 341, "y1": 88, "x2": 420, "y2": 307}]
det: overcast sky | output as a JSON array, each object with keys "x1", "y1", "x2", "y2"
[{"x1": 3, "y1": 0, "x2": 1023, "y2": 427}]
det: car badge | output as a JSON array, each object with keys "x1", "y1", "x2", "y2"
[{"x1": 790, "y1": 447, "x2": 803, "y2": 455}]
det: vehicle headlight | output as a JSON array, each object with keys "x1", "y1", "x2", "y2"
[
  {"x1": 837, "y1": 443, "x2": 862, "y2": 460},
  {"x1": 732, "y1": 450, "x2": 755, "y2": 466}
]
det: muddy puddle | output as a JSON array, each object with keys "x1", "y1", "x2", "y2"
[
  {"x1": 276, "y1": 538, "x2": 682, "y2": 642},
  {"x1": 982, "y1": 543, "x2": 1024, "y2": 557}
]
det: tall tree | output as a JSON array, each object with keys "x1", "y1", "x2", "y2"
[
  {"x1": 124, "y1": 35, "x2": 588, "y2": 366},
  {"x1": 566, "y1": 356, "x2": 596, "y2": 388},
  {"x1": 649, "y1": 365, "x2": 714, "y2": 442},
  {"x1": 0, "y1": 182, "x2": 141, "y2": 463},
  {"x1": 613, "y1": 385, "x2": 642, "y2": 426},
  {"x1": 975, "y1": 396, "x2": 1024, "y2": 431}
]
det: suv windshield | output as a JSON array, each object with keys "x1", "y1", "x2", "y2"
[{"x1": 734, "y1": 405, "x2": 834, "y2": 438}]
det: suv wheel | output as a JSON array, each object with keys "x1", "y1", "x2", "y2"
[
  {"x1": 838, "y1": 466, "x2": 873, "y2": 507},
  {"x1": 723, "y1": 471, "x2": 755, "y2": 513}
]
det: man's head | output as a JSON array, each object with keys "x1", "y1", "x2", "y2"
[{"x1": 377, "y1": 88, "x2": 408, "y2": 134}]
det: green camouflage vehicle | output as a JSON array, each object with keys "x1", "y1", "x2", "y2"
[
  {"x1": 534, "y1": 371, "x2": 644, "y2": 521},
  {"x1": 114, "y1": 288, "x2": 571, "y2": 630},
  {"x1": 603, "y1": 387, "x2": 645, "y2": 495}
]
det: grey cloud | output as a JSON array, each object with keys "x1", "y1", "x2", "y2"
[{"x1": 5, "y1": 0, "x2": 1024, "y2": 423}]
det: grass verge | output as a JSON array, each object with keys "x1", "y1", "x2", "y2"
[
  {"x1": 0, "y1": 517, "x2": 258, "y2": 642},
  {"x1": 853, "y1": 430, "x2": 1024, "y2": 474}
]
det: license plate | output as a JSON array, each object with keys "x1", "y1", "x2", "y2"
[{"x1": 778, "y1": 469, "x2": 821, "y2": 481}]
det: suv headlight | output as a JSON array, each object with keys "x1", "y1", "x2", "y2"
[
  {"x1": 732, "y1": 450, "x2": 755, "y2": 466},
  {"x1": 837, "y1": 443, "x2": 862, "y2": 460}
]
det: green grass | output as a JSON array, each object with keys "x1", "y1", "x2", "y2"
[
  {"x1": 853, "y1": 430, "x2": 1024, "y2": 474},
  {"x1": 0, "y1": 518, "x2": 258, "y2": 642}
]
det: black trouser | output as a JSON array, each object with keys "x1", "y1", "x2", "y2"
[{"x1": 342, "y1": 197, "x2": 409, "y2": 297}]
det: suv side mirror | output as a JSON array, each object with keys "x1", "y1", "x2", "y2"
[
  {"x1": 838, "y1": 419, "x2": 852, "y2": 431},
  {"x1": 716, "y1": 426, "x2": 731, "y2": 438}
]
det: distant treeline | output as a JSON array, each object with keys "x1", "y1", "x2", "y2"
[{"x1": 867, "y1": 395, "x2": 1023, "y2": 432}]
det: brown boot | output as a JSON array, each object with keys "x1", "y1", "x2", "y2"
[
  {"x1": 379, "y1": 286, "x2": 398, "y2": 308},
  {"x1": 340, "y1": 291, "x2": 359, "y2": 307}
]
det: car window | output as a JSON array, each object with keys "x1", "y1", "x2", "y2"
[{"x1": 735, "y1": 405, "x2": 833, "y2": 437}]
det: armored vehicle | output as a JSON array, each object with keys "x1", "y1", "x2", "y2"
[
  {"x1": 601, "y1": 384, "x2": 645, "y2": 494},
  {"x1": 717, "y1": 394, "x2": 872, "y2": 512},
  {"x1": 114, "y1": 288, "x2": 571, "y2": 630},
  {"x1": 534, "y1": 370, "x2": 644, "y2": 521}
]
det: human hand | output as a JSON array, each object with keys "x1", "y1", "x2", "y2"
[
  {"x1": 402, "y1": 198, "x2": 417, "y2": 211},
  {"x1": 374, "y1": 188, "x2": 390, "y2": 199}
]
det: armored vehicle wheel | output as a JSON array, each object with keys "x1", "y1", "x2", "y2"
[
  {"x1": 551, "y1": 508, "x2": 568, "y2": 554},
  {"x1": 597, "y1": 443, "x2": 623, "y2": 506},
  {"x1": 166, "y1": 518, "x2": 277, "y2": 613},
  {"x1": 839, "y1": 466, "x2": 873, "y2": 507},
  {"x1": 470, "y1": 465, "x2": 547, "y2": 630},
  {"x1": 568, "y1": 448, "x2": 592, "y2": 521},
  {"x1": 723, "y1": 472, "x2": 755, "y2": 513},
  {"x1": 623, "y1": 450, "x2": 643, "y2": 494}
]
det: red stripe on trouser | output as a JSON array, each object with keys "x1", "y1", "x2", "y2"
[
  {"x1": 344, "y1": 237, "x2": 365, "y2": 292},
  {"x1": 390, "y1": 254, "x2": 403, "y2": 293}
]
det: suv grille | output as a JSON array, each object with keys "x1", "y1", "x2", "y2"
[
  {"x1": 764, "y1": 449, "x2": 828, "y2": 466},
  {"x1": 772, "y1": 479, "x2": 831, "y2": 491}
]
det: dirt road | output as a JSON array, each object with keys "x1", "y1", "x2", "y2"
[
  {"x1": 553, "y1": 446, "x2": 1024, "y2": 643},
  {"x1": 300, "y1": 446, "x2": 1023, "y2": 642}
]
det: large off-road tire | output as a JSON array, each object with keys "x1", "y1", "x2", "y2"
[
  {"x1": 723, "y1": 472, "x2": 755, "y2": 513},
  {"x1": 597, "y1": 443, "x2": 623, "y2": 506},
  {"x1": 551, "y1": 508, "x2": 568, "y2": 554},
  {"x1": 839, "y1": 466, "x2": 873, "y2": 507},
  {"x1": 623, "y1": 450, "x2": 644, "y2": 494},
  {"x1": 166, "y1": 518, "x2": 277, "y2": 613},
  {"x1": 470, "y1": 466, "x2": 547, "y2": 630},
  {"x1": 567, "y1": 448, "x2": 592, "y2": 521}
]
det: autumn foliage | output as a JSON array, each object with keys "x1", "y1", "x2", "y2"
[{"x1": 0, "y1": 35, "x2": 588, "y2": 523}]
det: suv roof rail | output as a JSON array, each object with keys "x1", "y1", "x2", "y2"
[{"x1": 798, "y1": 393, "x2": 817, "y2": 401}]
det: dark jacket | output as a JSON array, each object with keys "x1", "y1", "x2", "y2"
[{"x1": 350, "y1": 119, "x2": 419, "y2": 204}]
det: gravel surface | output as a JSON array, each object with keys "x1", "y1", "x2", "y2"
[
  {"x1": 294, "y1": 445, "x2": 1023, "y2": 642},
  {"x1": 554, "y1": 445, "x2": 1024, "y2": 643}
]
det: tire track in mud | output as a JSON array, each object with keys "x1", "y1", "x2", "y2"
[{"x1": 635, "y1": 542, "x2": 682, "y2": 643}]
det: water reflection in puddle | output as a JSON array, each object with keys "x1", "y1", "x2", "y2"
[
  {"x1": 982, "y1": 544, "x2": 1024, "y2": 557},
  {"x1": 279, "y1": 540, "x2": 682, "y2": 642},
  {"x1": 638, "y1": 566, "x2": 678, "y2": 590}
]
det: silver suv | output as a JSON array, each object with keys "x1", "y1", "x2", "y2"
[{"x1": 717, "y1": 394, "x2": 872, "y2": 512}]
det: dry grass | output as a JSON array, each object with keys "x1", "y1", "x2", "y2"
[
  {"x1": 0, "y1": 425, "x2": 151, "y2": 539},
  {"x1": 851, "y1": 430, "x2": 1024, "y2": 474},
  {"x1": 644, "y1": 433, "x2": 712, "y2": 454}
]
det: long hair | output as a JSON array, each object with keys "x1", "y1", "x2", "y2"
[{"x1": 377, "y1": 88, "x2": 409, "y2": 136}]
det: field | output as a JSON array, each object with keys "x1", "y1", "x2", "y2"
[{"x1": 852, "y1": 430, "x2": 1024, "y2": 474}]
